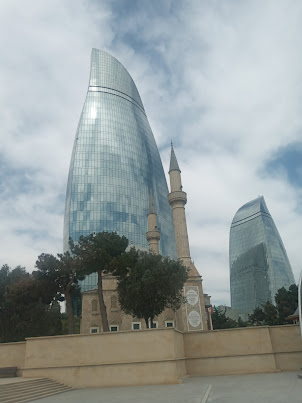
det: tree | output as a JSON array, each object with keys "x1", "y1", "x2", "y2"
[
  {"x1": 248, "y1": 284, "x2": 298, "y2": 327},
  {"x1": 34, "y1": 252, "x2": 85, "y2": 334},
  {"x1": 33, "y1": 254, "x2": 59, "y2": 304},
  {"x1": 249, "y1": 302, "x2": 280, "y2": 327},
  {"x1": 211, "y1": 307, "x2": 238, "y2": 329},
  {"x1": 0, "y1": 264, "x2": 32, "y2": 341},
  {"x1": 117, "y1": 251, "x2": 189, "y2": 328},
  {"x1": 237, "y1": 317, "x2": 249, "y2": 328},
  {"x1": 0, "y1": 274, "x2": 62, "y2": 342},
  {"x1": 71, "y1": 232, "x2": 133, "y2": 332},
  {"x1": 0, "y1": 265, "x2": 29, "y2": 307},
  {"x1": 61, "y1": 312, "x2": 81, "y2": 334},
  {"x1": 7, "y1": 265, "x2": 29, "y2": 283},
  {"x1": 56, "y1": 252, "x2": 85, "y2": 334},
  {"x1": 248, "y1": 307, "x2": 265, "y2": 326},
  {"x1": 275, "y1": 284, "x2": 298, "y2": 324},
  {"x1": 262, "y1": 301, "x2": 279, "y2": 326},
  {"x1": 0, "y1": 264, "x2": 11, "y2": 309}
]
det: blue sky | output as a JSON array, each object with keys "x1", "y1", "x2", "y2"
[{"x1": 1, "y1": 0, "x2": 302, "y2": 306}]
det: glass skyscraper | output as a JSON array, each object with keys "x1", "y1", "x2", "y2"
[
  {"x1": 63, "y1": 49, "x2": 177, "y2": 291},
  {"x1": 229, "y1": 196, "x2": 295, "y2": 314}
]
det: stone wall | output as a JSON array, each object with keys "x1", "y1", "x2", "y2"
[
  {"x1": 1, "y1": 325, "x2": 301, "y2": 387},
  {"x1": 0, "y1": 341, "x2": 26, "y2": 375},
  {"x1": 185, "y1": 326, "x2": 277, "y2": 376},
  {"x1": 21, "y1": 329, "x2": 183, "y2": 387},
  {"x1": 184, "y1": 325, "x2": 302, "y2": 376}
]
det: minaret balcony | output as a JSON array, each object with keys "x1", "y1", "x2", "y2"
[
  {"x1": 168, "y1": 191, "x2": 187, "y2": 206},
  {"x1": 146, "y1": 230, "x2": 160, "y2": 241}
]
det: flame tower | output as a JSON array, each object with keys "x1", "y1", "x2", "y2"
[
  {"x1": 230, "y1": 196, "x2": 295, "y2": 314},
  {"x1": 64, "y1": 49, "x2": 177, "y2": 291}
]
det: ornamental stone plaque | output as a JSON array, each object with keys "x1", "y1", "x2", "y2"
[
  {"x1": 184, "y1": 285, "x2": 203, "y2": 331},
  {"x1": 188, "y1": 310, "x2": 201, "y2": 327},
  {"x1": 186, "y1": 289, "x2": 199, "y2": 306}
]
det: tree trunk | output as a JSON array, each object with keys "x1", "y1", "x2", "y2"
[
  {"x1": 145, "y1": 317, "x2": 149, "y2": 328},
  {"x1": 97, "y1": 270, "x2": 109, "y2": 332},
  {"x1": 65, "y1": 278, "x2": 75, "y2": 334}
]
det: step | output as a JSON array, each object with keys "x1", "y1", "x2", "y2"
[
  {"x1": 0, "y1": 383, "x2": 71, "y2": 400},
  {"x1": 0, "y1": 378, "x2": 73, "y2": 403},
  {"x1": 0, "y1": 379, "x2": 56, "y2": 392},
  {"x1": 2, "y1": 387, "x2": 73, "y2": 403}
]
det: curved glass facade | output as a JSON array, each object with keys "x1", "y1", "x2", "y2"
[
  {"x1": 64, "y1": 49, "x2": 177, "y2": 291},
  {"x1": 229, "y1": 196, "x2": 295, "y2": 314}
]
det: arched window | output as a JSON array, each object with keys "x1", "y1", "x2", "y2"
[
  {"x1": 111, "y1": 295, "x2": 117, "y2": 309},
  {"x1": 92, "y1": 299, "x2": 98, "y2": 312}
]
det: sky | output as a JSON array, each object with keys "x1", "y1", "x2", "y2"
[{"x1": 1, "y1": 0, "x2": 302, "y2": 306}]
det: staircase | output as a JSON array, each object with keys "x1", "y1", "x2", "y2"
[{"x1": 0, "y1": 378, "x2": 73, "y2": 403}]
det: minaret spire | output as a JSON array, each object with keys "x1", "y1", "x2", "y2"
[
  {"x1": 169, "y1": 143, "x2": 181, "y2": 173},
  {"x1": 146, "y1": 192, "x2": 160, "y2": 254}
]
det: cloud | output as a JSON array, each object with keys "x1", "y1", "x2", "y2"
[{"x1": 1, "y1": 0, "x2": 302, "y2": 306}]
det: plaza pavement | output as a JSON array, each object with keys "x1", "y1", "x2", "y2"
[{"x1": 29, "y1": 371, "x2": 302, "y2": 403}]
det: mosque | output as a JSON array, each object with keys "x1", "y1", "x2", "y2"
[{"x1": 80, "y1": 144, "x2": 211, "y2": 333}]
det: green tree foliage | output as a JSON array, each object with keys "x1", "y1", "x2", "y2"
[
  {"x1": 61, "y1": 312, "x2": 81, "y2": 334},
  {"x1": 211, "y1": 307, "x2": 238, "y2": 329},
  {"x1": 32, "y1": 254, "x2": 59, "y2": 304},
  {"x1": 0, "y1": 265, "x2": 29, "y2": 308},
  {"x1": 0, "y1": 264, "x2": 12, "y2": 309},
  {"x1": 0, "y1": 266, "x2": 62, "y2": 342},
  {"x1": 248, "y1": 284, "x2": 298, "y2": 327},
  {"x1": 275, "y1": 284, "x2": 298, "y2": 324},
  {"x1": 0, "y1": 265, "x2": 31, "y2": 335},
  {"x1": 71, "y1": 232, "x2": 135, "y2": 332},
  {"x1": 249, "y1": 302, "x2": 280, "y2": 326},
  {"x1": 262, "y1": 301, "x2": 280, "y2": 326},
  {"x1": 237, "y1": 317, "x2": 249, "y2": 328},
  {"x1": 34, "y1": 252, "x2": 85, "y2": 334},
  {"x1": 117, "y1": 251, "x2": 189, "y2": 328},
  {"x1": 248, "y1": 307, "x2": 265, "y2": 326}
]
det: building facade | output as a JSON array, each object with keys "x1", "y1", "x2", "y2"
[
  {"x1": 229, "y1": 196, "x2": 295, "y2": 314},
  {"x1": 64, "y1": 49, "x2": 177, "y2": 292}
]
